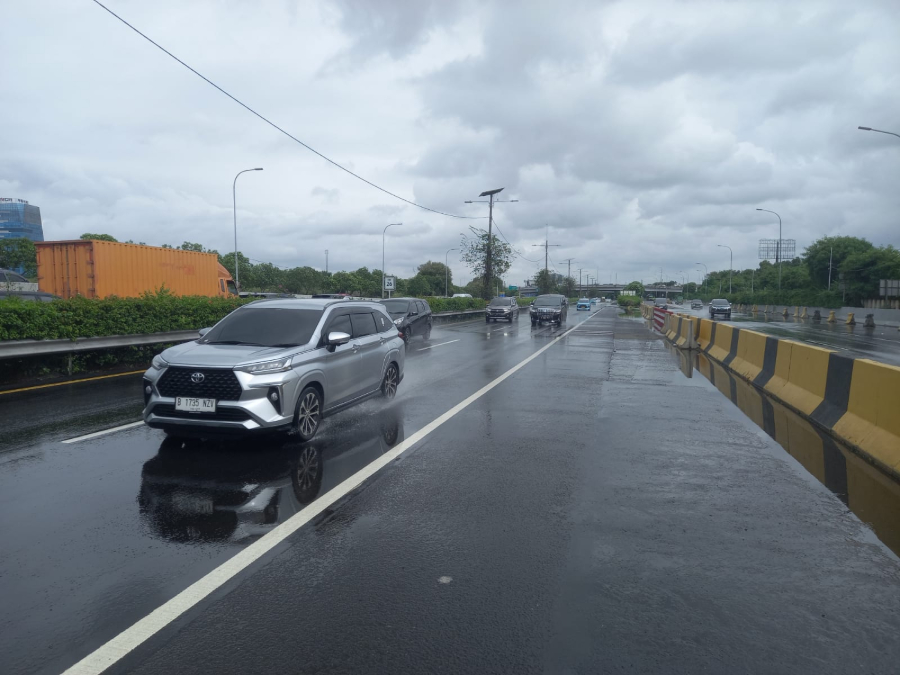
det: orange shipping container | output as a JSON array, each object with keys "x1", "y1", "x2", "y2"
[{"x1": 35, "y1": 240, "x2": 236, "y2": 299}]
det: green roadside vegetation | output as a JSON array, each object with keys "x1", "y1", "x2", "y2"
[{"x1": 677, "y1": 236, "x2": 900, "y2": 308}]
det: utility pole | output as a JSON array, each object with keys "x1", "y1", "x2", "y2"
[
  {"x1": 563, "y1": 258, "x2": 575, "y2": 295},
  {"x1": 828, "y1": 246, "x2": 833, "y2": 290},
  {"x1": 577, "y1": 268, "x2": 583, "y2": 291},
  {"x1": 532, "y1": 235, "x2": 560, "y2": 291},
  {"x1": 324, "y1": 249, "x2": 328, "y2": 273},
  {"x1": 465, "y1": 189, "x2": 518, "y2": 299}
]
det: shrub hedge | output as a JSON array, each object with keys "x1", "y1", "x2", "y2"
[
  {"x1": 0, "y1": 293, "x2": 253, "y2": 341},
  {"x1": 419, "y1": 297, "x2": 486, "y2": 312}
]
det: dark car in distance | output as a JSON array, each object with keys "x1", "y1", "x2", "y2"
[
  {"x1": 379, "y1": 298, "x2": 433, "y2": 343},
  {"x1": 530, "y1": 294, "x2": 567, "y2": 326},
  {"x1": 709, "y1": 298, "x2": 732, "y2": 319},
  {"x1": 486, "y1": 296, "x2": 519, "y2": 323}
]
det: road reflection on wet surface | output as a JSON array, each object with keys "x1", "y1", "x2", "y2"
[
  {"x1": 138, "y1": 409, "x2": 404, "y2": 544},
  {"x1": 672, "y1": 344, "x2": 900, "y2": 557}
]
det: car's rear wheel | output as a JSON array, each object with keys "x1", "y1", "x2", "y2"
[
  {"x1": 423, "y1": 322, "x2": 432, "y2": 340},
  {"x1": 381, "y1": 363, "x2": 399, "y2": 399},
  {"x1": 292, "y1": 386, "x2": 322, "y2": 442}
]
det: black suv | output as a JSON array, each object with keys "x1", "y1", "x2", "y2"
[
  {"x1": 378, "y1": 298, "x2": 433, "y2": 343},
  {"x1": 486, "y1": 296, "x2": 519, "y2": 323},
  {"x1": 709, "y1": 298, "x2": 732, "y2": 319},
  {"x1": 530, "y1": 294, "x2": 567, "y2": 326}
]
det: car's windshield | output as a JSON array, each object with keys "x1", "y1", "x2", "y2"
[
  {"x1": 712, "y1": 299, "x2": 728, "y2": 304},
  {"x1": 380, "y1": 300, "x2": 410, "y2": 314},
  {"x1": 579, "y1": 298, "x2": 590, "y2": 303},
  {"x1": 202, "y1": 307, "x2": 323, "y2": 347},
  {"x1": 534, "y1": 297, "x2": 560, "y2": 307},
  {"x1": 489, "y1": 298, "x2": 509, "y2": 306}
]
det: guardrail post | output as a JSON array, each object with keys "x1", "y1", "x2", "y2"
[
  {"x1": 782, "y1": 307, "x2": 789, "y2": 317},
  {"x1": 813, "y1": 309, "x2": 821, "y2": 321},
  {"x1": 752, "y1": 304, "x2": 758, "y2": 313},
  {"x1": 793, "y1": 306, "x2": 799, "y2": 317},
  {"x1": 864, "y1": 313, "x2": 875, "y2": 328},
  {"x1": 67, "y1": 354, "x2": 73, "y2": 377},
  {"x1": 846, "y1": 312, "x2": 855, "y2": 325},
  {"x1": 827, "y1": 310, "x2": 836, "y2": 323},
  {"x1": 800, "y1": 307, "x2": 808, "y2": 318}
]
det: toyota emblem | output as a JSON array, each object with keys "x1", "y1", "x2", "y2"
[{"x1": 190, "y1": 372, "x2": 205, "y2": 384}]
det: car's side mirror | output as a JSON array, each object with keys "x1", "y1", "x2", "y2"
[
  {"x1": 198, "y1": 327, "x2": 211, "y2": 337},
  {"x1": 409, "y1": 310, "x2": 418, "y2": 316},
  {"x1": 327, "y1": 331, "x2": 351, "y2": 346}
]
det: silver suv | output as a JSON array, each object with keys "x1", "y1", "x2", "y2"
[{"x1": 142, "y1": 299, "x2": 404, "y2": 441}]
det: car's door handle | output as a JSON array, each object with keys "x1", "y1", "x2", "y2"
[{"x1": 351, "y1": 342, "x2": 360, "y2": 352}]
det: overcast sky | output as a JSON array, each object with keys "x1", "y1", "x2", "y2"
[{"x1": 3, "y1": 0, "x2": 898, "y2": 287}]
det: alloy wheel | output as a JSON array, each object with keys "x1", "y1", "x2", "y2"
[
  {"x1": 298, "y1": 391, "x2": 320, "y2": 437},
  {"x1": 382, "y1": 364, "x2": 398, "y2": 399}
]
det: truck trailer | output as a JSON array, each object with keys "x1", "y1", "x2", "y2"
[{"x1": 35, "y1": 240, "x2": 236, "y2": 299}]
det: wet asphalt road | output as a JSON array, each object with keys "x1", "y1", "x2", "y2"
[
  {"x1": 3, "y1": 306, "x2": 900, "y2": 674},
  {"x1": 674, "y1": 305, "x2": 900, "y2": 366}
]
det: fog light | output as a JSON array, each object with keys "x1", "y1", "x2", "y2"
[
  {"x1": 267, "y1": 387, "x2": 283, "y2": 414},
  {"x1": 145, "y1": 385, "x2": 152, "y2": 395}
]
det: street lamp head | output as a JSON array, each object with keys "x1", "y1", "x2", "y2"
[
  {"x1": 478, "y1": 188, "x2": 504, "y2": 197},
  {"x1": 253, "y1": 167, "x2": 263, "y2": 171},
  {"x1": 858, "y1": 126, "x2": 872, "y2": 131},
  {"x1": 464, "y1": 201, "x2": 473, "y2": 204}
]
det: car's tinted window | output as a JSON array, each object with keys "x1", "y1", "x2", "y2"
[
  {"x1": 375, "y1": 311, "x2": 394, "y2": 333},
  {"x1": 381, "y1": 299, "x2": 410, "y2": 315},
  {"x1": 415, "y1": 301, "x2": 427, "y2": 314},
  {"x1": 203, "y1": 307, "x2": 323, "y2": 347},
  {"x1": 350, "y1": 312, "x2": 377, "y2": 337},
  {"x1": 327, "y1": 314, "x2": 352, "y2": 336},
  {"x1": 0, "y1": 273, "x2": 7, "y2": 282}
]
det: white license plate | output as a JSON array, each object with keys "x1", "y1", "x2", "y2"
[
  {"x1": 170, "y1": 493, "x2": 214, "y2": 515},
  {"x1": 175, "y1": 396, "x2": 216, "y2": 413}
]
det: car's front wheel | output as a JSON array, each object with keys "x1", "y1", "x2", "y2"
[
  {"x1": 381, "y1": 363, "x2": 399, "y2": 399},
  {"x1": 292, "y1": 386, "x2": 322, "y2": 442}
]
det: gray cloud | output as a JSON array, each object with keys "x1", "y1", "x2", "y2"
[{"x1": 2, "y1": 0, "x2": 898, "y2": 289}]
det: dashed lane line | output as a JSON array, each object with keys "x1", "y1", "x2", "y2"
[
  {"x1": 61, "y1": 421, "x2": 146, "y2": 444},
  {"x1": 416, "y1": 339, "x2": 460, "y2": 351}
]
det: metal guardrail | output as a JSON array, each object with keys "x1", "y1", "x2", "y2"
[{"x1": 0, "y1": 330, "x2": 201, "y2": 360}]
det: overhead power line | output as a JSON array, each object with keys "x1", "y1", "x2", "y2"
[
  {"x1": 91, "y1": 0, "x2": 482, "y2": 221},
  {"x1": 490, "y1": 212, "x2": 542, "y2": 264}
]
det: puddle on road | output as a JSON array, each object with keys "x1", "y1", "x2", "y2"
[{"x1": 669, "y1": 344, "x2": 900, "y2": 557}]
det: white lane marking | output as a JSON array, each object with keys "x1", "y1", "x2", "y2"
[
  {"x1": 61, "y1": 421, "x2": 145, "y2": 444},
  {"x1": 62, "y1": 316, "x2": 597, "y2": 675},
  {"x1": 417, "y1": 339, "x2": 460, "y2": 351}
]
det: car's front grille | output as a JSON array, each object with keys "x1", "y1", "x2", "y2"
[
  {"x1": 150, "y1": 404, "x2": 252, "y2": 422},
  {"x1": 157, "y1": 368, "x2": 242, "y2": 401}
]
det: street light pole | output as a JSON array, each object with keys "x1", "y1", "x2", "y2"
[
  {"x1": 445, "y1": 247, "x2": 457, "y2": 297},
  {"x1": 325, "y1": 249, "x2": 328, "y2": 273},
  {"x1": 465, "y1": 189, "x2": 517, "y2": 299},
  {"x1": 756, "y1": 208, "x2": 783, "y2": 290},
  {"x1": 717, "y1": 244, "x2": 733, "y2": 294},
  {"x1": 858, "y1": 126, "x2": 900, "y2": 140},
  {"x1": 695, "y1": 262, "x2": 708, "y2": 296},
  {"x1": 382, "y1": 223, "x2": 402, "y2": 298},
  {"x1": 232, "y1": 167, "x2": 263, "y2": 292}
]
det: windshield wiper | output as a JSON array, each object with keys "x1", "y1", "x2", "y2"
[{"x1": 269, "y1": 343, "x2": 301, "y2": 348}]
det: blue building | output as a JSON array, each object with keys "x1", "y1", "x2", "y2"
[{"x1": 0, "y1": 198, "x2": 44, "y2": 242}]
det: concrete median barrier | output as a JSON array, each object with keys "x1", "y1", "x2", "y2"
[
  {"x1": 833, "y1": 359, "x2": 900, "y2": 475},
  {"x1": 689, "y1": 318, "x2": 900, "y2": 483}
]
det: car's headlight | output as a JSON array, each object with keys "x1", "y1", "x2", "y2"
[
  {"x1": 236, "y1": 357, "x2": 293, "y2": 374},
  {"x1": 393, "y1": 318, "x2": 403, "y2": 325},
  {"x1": 151, "y1": 354, "x2": 168, "y2": 370}
]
